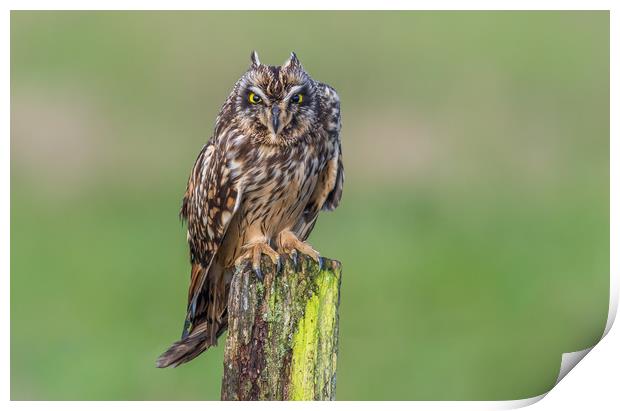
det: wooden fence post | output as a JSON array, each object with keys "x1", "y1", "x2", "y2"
[{"x1": 221, "y1": 255, "x2": 342, "y2": 400}]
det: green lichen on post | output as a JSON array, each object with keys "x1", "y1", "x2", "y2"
[
  {"x1": 221, "y1": 256, "x2": 342, "y2": 401},
  {"x1": 289, "y1": 268, "x2": 340, "y2": 400}
]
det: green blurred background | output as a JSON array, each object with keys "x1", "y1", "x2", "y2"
[{"x1": 10, "y1": 11, "x2": 609, "y2": 400}]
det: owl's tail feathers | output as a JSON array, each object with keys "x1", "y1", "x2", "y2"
[{"x1": 156, "y1": 322, "x2": 211, "y2": 368}]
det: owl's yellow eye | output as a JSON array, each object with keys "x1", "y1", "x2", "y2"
[
  {"x1": 248, "y1": 92, "x2": 262, "y2": 104},
  {"x1": 291, "y1": 93, "x2": 303, "y2": 104}
]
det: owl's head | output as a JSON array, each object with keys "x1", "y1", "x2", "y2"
[{"x1": 232, "y1": 51, "x2": 319, "y2": 146}]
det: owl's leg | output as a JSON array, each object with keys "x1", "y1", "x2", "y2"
[
  {"x1": 276, "y1": 230, "x2": 322, "y2": 270},
  {"x1": 235, "y1": 241, "x2": 280, "y2": 280}
]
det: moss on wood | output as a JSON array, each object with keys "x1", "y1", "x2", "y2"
[{"x1": 221, "y1": 255, "x2": 342, "y2": 401}]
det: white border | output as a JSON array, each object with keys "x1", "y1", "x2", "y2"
[
  {"x1": 0, "y1": 0, "x2": 617, "y2": 10},
  {"x1": 3, "y1": 1, "x2": 617, "y2": 410}
]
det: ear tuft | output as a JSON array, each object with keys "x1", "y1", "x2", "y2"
[
  {"x1": 250, "y1": 51, "x2": 261, "y2": 67},
  {"x1": 283, "y1": 52, "x2": 301, "y2": 69}
]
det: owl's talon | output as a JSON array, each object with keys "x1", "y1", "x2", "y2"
[
  {"x1": 277, "y1": 230, "x2": 322, "y2": 271},
  {"x1": 276, "y1": 256, "x2": 283, "y2": 274},
  {"x1": 236, "y1": 241, "x2": 279, "y2": 281},
  {"x1": 290, "y1": 250, "x2": 299, "y2": 270}
]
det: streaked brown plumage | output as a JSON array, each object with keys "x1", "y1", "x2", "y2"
[{"x1": 157, "y1": 51, "x2": 343, "y2": 368}]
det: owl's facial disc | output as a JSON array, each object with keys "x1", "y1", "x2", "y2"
[{"x1": 239, "y1": 61, "x2": 314, "y2": 145}]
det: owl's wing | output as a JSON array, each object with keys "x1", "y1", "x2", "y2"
[
  {"x1": 294, "y1": 83, "x2": 344, "y2": 240},
  {"x1": 322, "y1": 143, "x2": 344, "y2": 211},
  {"x1": 180, "y1": 141, "x2": 241, "y2": 326},
  {"x1": 320, "y1": 83, "x2": 343, "y2": 211}
]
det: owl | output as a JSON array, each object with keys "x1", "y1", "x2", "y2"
[{"x1": 157, "y1": 51, "x2": 343, "y2": 368}]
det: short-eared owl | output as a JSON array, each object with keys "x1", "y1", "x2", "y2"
[{"x1": 157, "y1": 51, "x2": 343, "y2": 368}]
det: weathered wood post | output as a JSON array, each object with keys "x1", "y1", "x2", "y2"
[{"x1": 221, "y1": 255, "x2": 342, "y2": 400}]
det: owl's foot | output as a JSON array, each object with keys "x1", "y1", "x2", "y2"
[
  {"x1": 276, "y1": 230, "x2": 322, "y2": 270},
  {"x1": 236, "y1": 241, "x2": 280, "y2": 280}
]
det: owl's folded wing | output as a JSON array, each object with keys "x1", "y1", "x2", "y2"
[
  {"x1": 319, "y1": 82, "x2": 343, "y2": 212},
  {"x1": 180, "y1": 141, "x2": 241, "y2": 324},
  {"x1": 322, "y1": 143, "x2": 344, "y2": 211}
]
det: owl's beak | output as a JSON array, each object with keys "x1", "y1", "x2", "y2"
[{"x1": 271, "y1": 106, "x2": 281, "y2": 133}]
